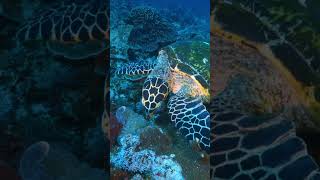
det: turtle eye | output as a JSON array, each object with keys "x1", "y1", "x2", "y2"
[{"x1": 141, "y1": 77, "x2": 169, "y2": 114}]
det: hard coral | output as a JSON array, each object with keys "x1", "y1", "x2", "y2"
[
  {"x1": 111, "y1": 134, "x2": 184, "y2": 179},
  {"x1": 152, "y1": 155, "x2": 184, "y2": 180},
  {"x1": 111, "y1": 134, "x2": 155, "y2": 173},
  {"x1": 125, "y1": 6, "x2": 162, "y2": 26},
  {"x1": 125, "y1": 6, "x2": 177, "y2": 53}
]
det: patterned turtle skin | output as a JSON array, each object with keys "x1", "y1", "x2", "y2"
[
  {"x1": 210, "y1": 32, "x2": 320, "y2": 179},
  {"x1": 144, "y1": 50, "x2": 210, "y2": 152},
  {"x1": 117, "y1": 43, "x2": 211, "y2": 152},
  {"x1": 14, "y1": 0, "x2": 110, "y2": 139},
  {"x1": 210, "y1": 85, "x2": 320, "y2": 180},
  {"x1": 142, "y1": 76, "x2": 169, "y2": 113},
  {"x1": 115, "y1": 61, "x2": 156, "y2": 77},
  {"x1": 15, "y1": 0, "x2": 109, "y2": 59},
  {"x1": 16, "y1": 0, "x2": 109, "y2": 43}
]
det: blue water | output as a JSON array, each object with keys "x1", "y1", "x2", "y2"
[{"x1": 132, "y1": 0, "x2": 210, "y2": 18}]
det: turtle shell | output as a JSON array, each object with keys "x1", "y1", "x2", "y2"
[
  {"x1": 16, "y1": 0, "x2": 109, "y2": 60},
  {"x1": 163, "y1": 41, "x2": 210, "y2": 96}
]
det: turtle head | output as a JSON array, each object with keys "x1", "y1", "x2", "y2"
[{"x1": 141, "y1": 77, "x2": 169, "y2": 118}]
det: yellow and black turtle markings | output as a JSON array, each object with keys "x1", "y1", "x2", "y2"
[
  {"x1": 116, "y1": 50, "x2": 211, "y2": 152},
  {"x1": 16, "y1": 0, "x2": 108, "y2": 43},
  {"x1": 170, "y1": 62, "x2": 210, "y2": 101},
  {"x1": 165, "y1": 57, "x2": 210, "y2": 152},
  {"x1": 141, "y1": 77, "x2": 169, "y2": 114},
  {"x1": 168, "y1": 94, "x2": 210, "y2": 152}
]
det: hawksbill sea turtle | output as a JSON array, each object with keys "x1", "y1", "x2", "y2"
[
  {"x1": 116, "y1": 41, "x2": 211, "y2": 152},
  {"x1": 210, "y1": 32, "x2": 320, "y2": 179},
  {"x1": 15, "y1": 0, "x2": 109, "y2": 60},
  {"x1": 210, "y1": 88, "x2": 320, "y2": 179},
  {"x1": 14, "y1": 0, "x2": 110, "y2": 139}
]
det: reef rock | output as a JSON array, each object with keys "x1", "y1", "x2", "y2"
[{"x1": 115, "y1": 106, "x2": 148, "y2": 135}]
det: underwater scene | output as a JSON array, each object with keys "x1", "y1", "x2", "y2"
[
  {"x1": 0, "y1": 0, "x2": 109, "y2": 179},
  {"x1": 211, "y1": 0, "x2": 320, "y2": 179},
  {"x1": 110, "y1": 0, "x2": 210, "y2": 179},
  {"x1": 1, "y1": 0, "x2": 320, "y2": 179}
]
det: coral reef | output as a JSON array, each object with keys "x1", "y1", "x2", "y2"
[
  {"x1": 111, "y1": 107, "x2": 186, "y2": 179},
  {"x1": 110, "y1": 71, "x2": 143, "y2": 111},
  {"x1": 152, "y1": 154, "x2": 184, "y2": 180},
  {"x1": 139, "y1": 126, "x2": 172, "y2": 154},
  {"x1": 111, "y1": 134, "x2": 184, "y2": 180},
  {"x1": 112, "y1": 134, "x2": 155, "y2": 173},
  {"x1": 110, "y1": 1, "x2": 211, "y2": 179},
  {"x1": 115, "y1": 106, "x2": 148, "y2": 136},
  {"x1": 125, "y1": 6, "x2": 177, "y2": 58},
  {"x1": 125, "y1": 6, "x2": 164, "y2": 27}
]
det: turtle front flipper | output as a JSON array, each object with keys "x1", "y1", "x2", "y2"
[
  {"x1": 168, "y1": 94, "x2": 210, "y2": 152},
  {"x1": 210, "y1": 94, "x2": 320, "y2": 179},
  {"x1": 141, "y1": 77, "x2": 169, "y2": 115},
  {"x1": 116, "y1": 62, "x2": 156, "y2": 81}
]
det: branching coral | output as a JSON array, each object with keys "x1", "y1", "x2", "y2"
[{"x1": 125, "y1": 6, "x2": 177, "y2": 53}]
